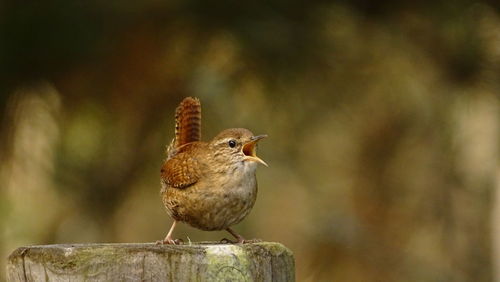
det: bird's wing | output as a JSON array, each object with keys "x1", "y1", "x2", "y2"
[{"x1": 161, "y1": 143, "x2": 202, "y2": 189}]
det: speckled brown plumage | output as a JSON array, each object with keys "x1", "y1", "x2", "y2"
[
  {"x1": 159, "y1": 97, "x2": 267, "y2": 244},
  {"x1": 166, "y1": 97, "x2": 201, "y2": 158}
]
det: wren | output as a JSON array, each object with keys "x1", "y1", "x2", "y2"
[{"x1": 159, "y1": 97, "x2": 267, "y2": 244}]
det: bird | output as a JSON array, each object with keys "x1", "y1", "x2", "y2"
[{"x1": 159, "y1": 97, "x2": 267, "y2": 244}]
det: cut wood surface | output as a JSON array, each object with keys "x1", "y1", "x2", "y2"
[{"x1": 7, "y1": 242, "x2": 294, "y2": 282}]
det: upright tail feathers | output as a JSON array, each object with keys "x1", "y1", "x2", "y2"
[{"x1": 167, "y1": 97, "x2": 201, "y2": 156}]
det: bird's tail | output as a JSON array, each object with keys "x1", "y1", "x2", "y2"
[{"x1": 167, "y1": 97, "x2": 201, "y2": 156}]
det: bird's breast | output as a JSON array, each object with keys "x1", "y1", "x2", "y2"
[
  {"x1": 163, "y1": 159, "x2": 259, "y2": 231},
  {"x1": 218, "y1": 160, "x2": 257, "y2": 189}
]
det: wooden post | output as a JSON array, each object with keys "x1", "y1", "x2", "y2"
[{"x1": 7, "y1": 242, "x2": 294, "y2": 281}]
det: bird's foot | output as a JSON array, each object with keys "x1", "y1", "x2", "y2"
[
  {"x1": 242, "y1": 238, "x2": 263, "y2": 243},
  {"x1": 156, "y1": 238, "x2": 184, "y2": 245},
  {"x1": 220, "y1": 238, "x2": 237, "y2": 244},
  {"x1": 224, "y1": 227, "x2": 253, "y2": 244},
  {"x1": 219, "y1": 237, "x2": 259, "y2": 244}
]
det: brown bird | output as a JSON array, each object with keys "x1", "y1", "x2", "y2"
[{"x1": 159, "y1": 97, "x2": 267, "y2": 244}]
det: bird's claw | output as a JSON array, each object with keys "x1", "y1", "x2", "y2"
[
  {"x1": 220, "y1": 237, "x2": 255, "y2": 244},
  {"x1": 220, "y1": 238, "x2": 236, "y2": 244},
  {"x1": 156, "y1": 238, "x2": 184, "y2": 245},
  {"x1": 242, "y1": 238, "x2": 262, "y2": 243}
]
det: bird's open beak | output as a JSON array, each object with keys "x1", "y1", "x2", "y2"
[{"x1": 242, "y1": 135, "x2": 268, "y2": 167}]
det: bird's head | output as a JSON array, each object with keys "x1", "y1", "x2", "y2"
[{"x1": 210, "y1": 128, "x2": 267, "y2": 168}]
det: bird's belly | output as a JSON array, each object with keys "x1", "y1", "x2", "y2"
[{"x1": 164, "y1": 175, "x2": 258, "y2": 231}]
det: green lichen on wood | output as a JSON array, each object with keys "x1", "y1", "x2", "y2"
[
  {"x1": 205, "y1": 244, "x2": 252, "y2": 281},
  {"x1": 242, "y1": 242, "x2": 295, "y2": 281},
  {"x1": 24, "y1": 245, "x2": 123, "y2": 272},
  {"x1": 7, "y1": 242, "x2": 295, "y2": 282}
]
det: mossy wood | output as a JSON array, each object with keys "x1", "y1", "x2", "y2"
[{"x1": 7, "y1": 242, "x2": 294, "y2": 281}]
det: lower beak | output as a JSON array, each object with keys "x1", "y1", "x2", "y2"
[{"x1": 242, "y1": 135, "x2": 268, "y2": 167}]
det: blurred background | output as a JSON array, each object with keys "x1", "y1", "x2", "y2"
[{"x1": 1, "y1": 1, "x2": 499, "y2": 281}]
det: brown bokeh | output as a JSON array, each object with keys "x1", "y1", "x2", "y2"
[{"x1": 1, "y1": 1, "x2": 499, "y2": 281}]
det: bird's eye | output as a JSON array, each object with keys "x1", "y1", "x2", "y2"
[{"x1": 228, "y1": 140, "x2": 237, "y2": 148}]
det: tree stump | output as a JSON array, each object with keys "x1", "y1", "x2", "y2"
[{"x1": 7, "y1": 242, "x2": 294, "y2": 281}]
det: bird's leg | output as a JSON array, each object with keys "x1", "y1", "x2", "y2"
[
  {"x1": 225, "y1": 227, "x2": 246, "y2": 244},
  {"x1": 157, "y1": 221, "x2": 182, "y2": 245}
]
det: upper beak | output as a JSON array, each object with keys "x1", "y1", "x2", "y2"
[{"x1": 242, "y1": 134, "x2": 268, "y2": 167}]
